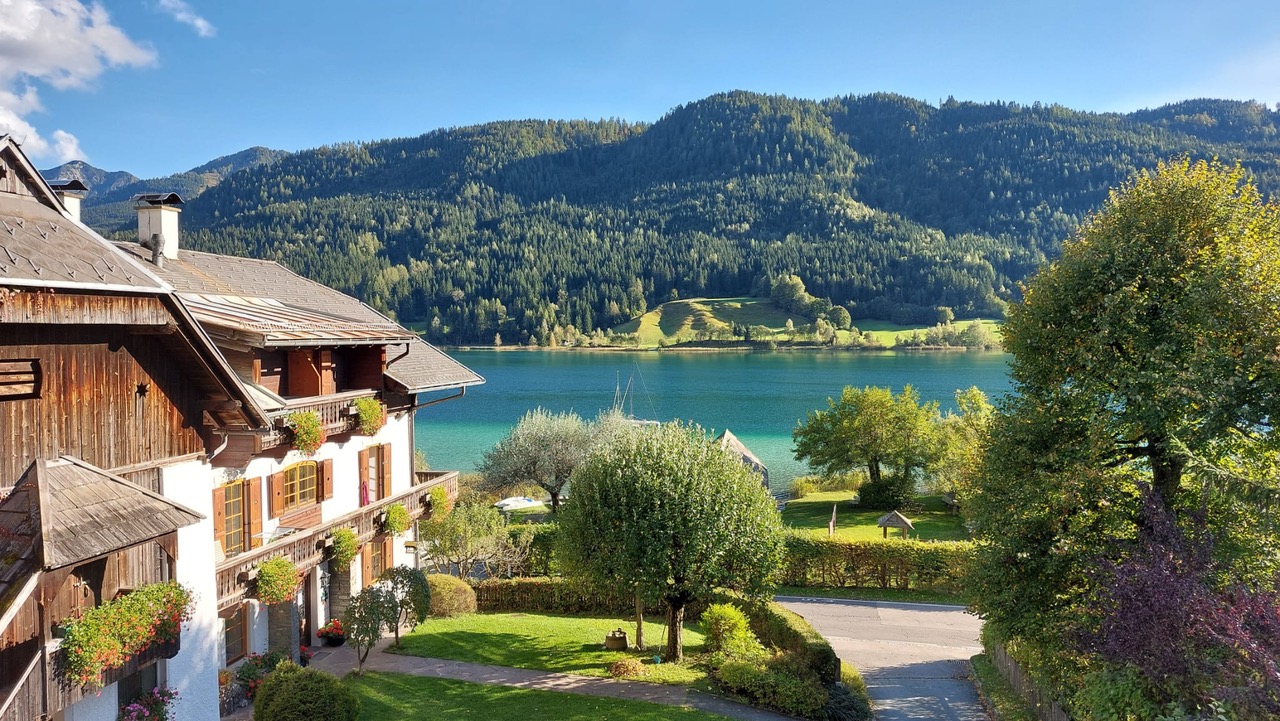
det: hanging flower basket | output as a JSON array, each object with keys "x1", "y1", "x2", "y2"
[
  {"x1": 60, "y1": 582, "x2": 193, "y2": 687},
  {"x1": 286, "y1": 410, "x2": 326, "y2": 455},
  {"x1": 329, "y1": 527, "x2": 359, "y2": 569},
  {"x1": 254, "y1": 556, "x2": 302, "y2": 605},
  {"x1": 353, "y1": 397, "x2": 387, "y2": 436},
  {"x1": 382, "y1": 503, "x2": 410, "y2": 536}
]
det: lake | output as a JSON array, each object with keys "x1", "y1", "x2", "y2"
[{"x1": 414, "y1": 349, "x2": 1013, "y2": 492}]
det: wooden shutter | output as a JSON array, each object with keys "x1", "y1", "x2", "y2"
[
  {"x1": 212, "y1": 485, "x2": 226, "y2": 553},
  {"x1": 320, "y1": 459, "x2": 334, "y2": 502},
  {"x1": 383, "y1": 536, "x2": 393, "y2": 573},
  {"x1": 361, "y1": 545, "x2": 373, "y2": 589},
  {"x1": 379, "y1": 444, "x2": 393, "y2": 500},
  {"x1": 357, "y1": 448, "x2": 370, "y2": 506},
  {"x1": 268, "y1": 472, "x2": 285, "y2": 519},
  {"x1": 248, "y1": 477, "x2": 264, "y2": 549},
  {"x1": 319, "y1": 350, "x2": 336, "y2": 395}
]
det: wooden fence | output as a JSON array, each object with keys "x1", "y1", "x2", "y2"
[{"x1": 988, "y1": 643, "x2": 1072, "y2": 721}]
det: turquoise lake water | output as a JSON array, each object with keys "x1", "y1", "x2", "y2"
[{"x1": 414, "y1": 349, "x2": 1013, "y2": 491}]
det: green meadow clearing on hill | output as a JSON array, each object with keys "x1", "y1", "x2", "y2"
[{"x1": 609, "y1": 297, "x2": 1000, "y2": 349}]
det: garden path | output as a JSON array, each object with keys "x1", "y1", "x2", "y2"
[
  {"x1": 778, "y1": 596, "x2": 987, "y2": 721},
  {"x1": 294, "y1": 636, "x2": 799, "y2": 721}
]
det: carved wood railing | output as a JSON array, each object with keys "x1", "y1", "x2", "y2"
[
  {"x1": 260, "y1": 389, "x2": 380, "y2": 449},
  {"x1": 214, "y1": 471, "x2": 458, "y2": 611}
]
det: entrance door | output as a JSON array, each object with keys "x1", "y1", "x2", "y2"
[{"x1": 299, "y1": 573, "x2": 314, "y2": 646}]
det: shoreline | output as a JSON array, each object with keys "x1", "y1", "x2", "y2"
[{"x1": 437, "y1": 343, "x2": 1002, "y2": 354}]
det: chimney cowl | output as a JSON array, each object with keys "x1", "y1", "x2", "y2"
[{"x1": 135, "y1": 192, "x2": 184, "y2": 261}]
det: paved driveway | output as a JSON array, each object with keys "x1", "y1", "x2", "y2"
[{"x1": 777, "y1": 596, "x2": 986, "y2": 721}]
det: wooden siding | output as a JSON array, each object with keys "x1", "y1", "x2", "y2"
[
  {"x1": 0, "y1": 326, "x2": 209, "y2": 484},
  {"x1": 0, "y1": 650, "x2": 41, "y2": 721},
  {"x1": 0, "y1": 292, "x2": 172, "y2": 328}
]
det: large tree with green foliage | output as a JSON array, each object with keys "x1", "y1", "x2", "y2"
[
  {"x1": 970, "y1": 159, "x2": 1280, "y2": 717},
  {"x1": 557, "y1": 422, "x2": 783, "y2": 662},
  {"x1": 477, "y1": 408, "x2": 591, "y2": 512},
  {"x1": 792, "y1": 385, "x2": 941, "y2": 509}
]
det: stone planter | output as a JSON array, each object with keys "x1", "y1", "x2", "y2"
[{"x1": 321, "y1": 635, "x2": 346, "y2": 647}]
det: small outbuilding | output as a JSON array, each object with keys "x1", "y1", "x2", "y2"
[
  {"x1": 715, "y1": 429, "x2": 769, "y2": 488},
  {"x1": 877, "y1": 510, "x2": 915, "y2": 539}
]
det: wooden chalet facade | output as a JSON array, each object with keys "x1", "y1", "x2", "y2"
[{"x1": 0, "y1": 135, "x2": 482, "y2": 719}]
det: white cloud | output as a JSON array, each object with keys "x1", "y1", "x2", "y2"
[
  {"x1": 156, "y1": 0, "x2": 215, "y2": 38},
  {"x1": 0, "y1": 0, "x2": 154, "y2": 163}
]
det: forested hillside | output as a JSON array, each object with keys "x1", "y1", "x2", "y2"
[{"x1": 109, "y1": 92, "x2": 1280, "y2": 344}]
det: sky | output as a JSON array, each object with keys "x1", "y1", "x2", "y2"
[{"x1": 2, "y1": 0, "x2": 1279, "y2": 178}]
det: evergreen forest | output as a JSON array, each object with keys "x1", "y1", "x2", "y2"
[{"x1": 83, "y1": 92, "x2": 1280, "y2": 344}]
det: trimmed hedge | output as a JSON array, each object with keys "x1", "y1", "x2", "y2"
[
  {"x1": 730, "y1": 595, "x2": 841, "y2": 686},
  {"x1": 474, "y1": 576, "x2": 689, "y2": 617},
  {"x1": 781, "y1": 533, "x2": 974, "y2": 594}
]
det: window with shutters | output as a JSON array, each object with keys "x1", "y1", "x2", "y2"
[
  {"x1": 359, "y1": 445, "x2": 393, "y2": 507},
  {"x1": 223, "y1": 480, "x2": 245, "y2": 556},
  {"x1": 369, "y1": 536, "x2": 388, "y2": 580},
  {"x1": 223, "y1": 604, "x2": 248, "y2": 663},
  {"x1": 283, "y1": 462, "x2": 318, "y2": 511}
]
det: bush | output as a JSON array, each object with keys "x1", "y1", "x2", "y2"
[
  {"x1": 741, "y1": 598, "x2": 841, "y2": 686},
  {"x1": 701, "y1": 603, "x2": 763, "y2": 657},
  {"x1": 508, "y1": 522, "x2": 558, "y2": 576},
  {"x1": 255, "y1": 557, "x2": 302, "y2": 605},
  {"x1": 790, "y1": 477, "x2": 816, "y2": 499},
  {"x1": 474, "y1": 576, "x2": 699, "y2": 617},
  {"x1": 426, "y1": 573, "x2": 477, "y2": 617},
  {"x1": 715, "y1": 657, "x2": 828, "y2": 719},
  {"x1": 816, "y1": 472, "x2": 866, "y2": 492},
  {"x1": 252, "y1": 662, "x2": 359, "y2": 721},
  {"x1": 716, "y1": 659, "x2": 767, "y2": 694},
  {"x1": 329, "y1": 528, "x2": 358, "y2": 570},
  {"x1": 781, "y1": 533, "x2": 974, "y2": 595},
  {"x1": 608, "y1": 658, "x2": 645, "y2": 678},
  {"x1": 855, "y1": 478, "x2": 914, "y2": 510},
  {"x1": 236, "y1": 651, "x2": 286, "y2": 700}
]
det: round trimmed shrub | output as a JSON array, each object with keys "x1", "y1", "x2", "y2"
[
  {"x1": 252, "y1": 661, "x2": 359, "y2": 721},
  {"x1": 700, "y1": 603, "x2": 762, "y2": 657},
  {"x1": 425, "y1": 574, "x2": 476, "y2": 617}
]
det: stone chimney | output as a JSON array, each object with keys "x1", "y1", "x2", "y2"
[
  {"x1": 133, "y1": 193, "x2": 185, "y2": 262},
  {"x1": 49, "y1": 180, "x2": 88, "y2": 223}
]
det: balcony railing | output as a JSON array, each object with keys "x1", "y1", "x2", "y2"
[
  {"x1": 45, "y1": 637, "x2": 179, "y2": 716},
  {"x1": 215, "y1": 471, "x2": 458, "y2": 611},
  {"x1": 261, "y1": 389, "x2": 380, "y2": 449}
]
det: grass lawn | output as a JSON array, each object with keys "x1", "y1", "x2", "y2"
[
  {"x1": 348, "y1": 672, "x2": 732, "y2": 721},
  {"x1": 613, "y1": 297, "x2": 819, "y2": 347},
  {"x1": 782, "y1": 492, "x2": 970, "y2": 541},
  {"x1": 393, "y1": 612, "x2": 709, "y2": 687}
]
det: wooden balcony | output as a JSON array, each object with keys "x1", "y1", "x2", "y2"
[
  {"x1": 46, "y1": 637, "x2": 179, "y2": 714},
  {"x1": 260, "y1": 389, "x2": 380, "y2": 450},
  {"x1": 215, "y1": 471, "x2": 458, "y2": 611}
]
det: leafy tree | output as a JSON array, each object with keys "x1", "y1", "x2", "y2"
[
  {"x1": 929, "y1": 387, "x2": 993, "y2": 505},
  {"x1": 828, "y1": 305, "x2": 852, "y2": 330},
  {"x1": 792, "y1": 385, "x2": 941, "y2": 509},
  {"x1": 478, "y1": 408, "x2": 591, "y2": 512},
  {"x1": 558, "y1": 422, "x2": 783, "y2": 662},
  {"x1": 417, "y1": 500, "x2": 506, "y2": 578},
  {"x1": 970, "y1": 159, "x2": 1280, "y2": 716},
  {"x1": 378, "y1": 566, "x2": 431, "y2": 648},
  {"x1": 343, "y1": 586, "x2": 398, "y2": 674}
]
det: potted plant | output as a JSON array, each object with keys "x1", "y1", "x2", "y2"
[
  {"x1": 299, "y1": 645, "x2": 314, "y2": 667},
  {"x1": 317, "y1": 618, "x2": 345, "y2": 647},
  {"x1": 286, "y1": 410, "x2": 326, "y2": 455},
  {"x1": 118, "y1": 685, "x2": 179, "y2": 721},
  {"x1": 353, "y1": 397, "x2": 387, "y2": 436}
]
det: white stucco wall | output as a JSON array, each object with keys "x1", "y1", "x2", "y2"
[
  {"x1": 161, "y1": 458, "x2": 221, "y2": 721},
  {"x1": 64, "y1": 681, "x2": 119, "y2": 721}
]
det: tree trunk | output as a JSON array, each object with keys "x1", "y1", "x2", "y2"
[
  {"x1": 665, "y1": 601, "x2": 685, "y2": 662},
  {"x1": 549, "y1": 489, "x2": 560, "y2": 513},
  {"x1": 868, "y1": 458, "x2": 882, "y2": 486},
  {"x1": 1148, "y1": 437, "x2": 1185, "y2": 506},
  {"x1": 634, "y1": 592, "x2": 645, "y2": 651}
]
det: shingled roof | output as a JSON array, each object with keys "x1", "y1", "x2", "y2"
[
  {"x1": 30, "y1": 456, "x2": 204, "y2": 570},
  {"x1": 716, "y1": 429, "x2": 769, "y2": 486},
  {"x1": 0, "y1": 138, "x2": 166, "y2": 293},
  {"x1": 115, "y1": 244, "x2": 483, "y2": 392}
]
